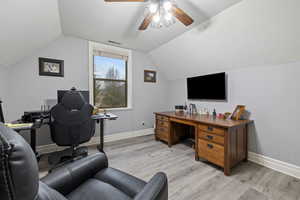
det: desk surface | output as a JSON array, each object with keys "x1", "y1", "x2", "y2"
[
  {"x1": 155, "y1": 111, "x2": 253, "y2": 128},
  {"x1": 92, "y1": 113, "x2": 118, "y2": 120}
]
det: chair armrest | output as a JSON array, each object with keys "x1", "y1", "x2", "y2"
[
  {"x1": 41, "y1": 153, "x2": 108, "y2": 195},
  {"x1": 134, "y1": 172, "x2": 168, "y2": 200}
]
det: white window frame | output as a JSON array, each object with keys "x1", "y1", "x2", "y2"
[{"x1": 89, "y1": 41, "x2": 133, "y2": 111}]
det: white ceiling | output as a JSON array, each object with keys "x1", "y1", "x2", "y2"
[
  {"x1": 149, "y1": 0, "x2": 300, "y2": 80},
  {"x1": 0, "y1": 0, "x2": 61, "y2": 68},
  {"x1": 0, "y1": 0, "x2": 242, "y2": 68},
  {"x1": 58, "y1": 0, "x2": 241, "y2": 52}
]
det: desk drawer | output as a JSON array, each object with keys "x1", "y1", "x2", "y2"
[
  {"x1": 156, "y1": 120, "x2": 169, "y2": 129},
  {"x1": 156, "y1": 126, "x2": 169, "y2": 133},
  {"x1": 156, "y1": 115, "x2": 169, "y2": 122},
  {"x1": 198, "y1": 139, "x2": 224, "y2": 167},
  {"x1": 156, "y1": 129, "x2": 168, "y2": 141},
  {"x1": 199, "y1": 131, "x2": 224, "y2": 145},
  {"x1": 198, "y1": 124, "x2": 225, "y2": 136}
]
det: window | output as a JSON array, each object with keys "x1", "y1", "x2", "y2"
[{"x1": 89, "y1": 42, "x2": 132, "y2": 109}]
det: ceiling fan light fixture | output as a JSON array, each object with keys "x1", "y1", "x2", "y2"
[
  {"x1": 163, "y1": 1, "x2": 172, "y2": 11},
  {"x1": 149, "y1": 3, "x2": 158, "y2": 13},
  {"x1": 164, "y1": 12, "x2": 172, "y2": 21},
  {"x1": 153, "y1": 13, "x2": 161, "y2": 23}
]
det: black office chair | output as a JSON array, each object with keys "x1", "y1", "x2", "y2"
[
  {"x1": 48, "y1": 88, "x2": 95, "y2": 166},
  {"x1": 0, "y1": 100, "x2": 5, "y2": 123}
]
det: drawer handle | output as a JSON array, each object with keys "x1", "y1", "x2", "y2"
[
  {"x1": 207, "y1": 126, "x2": 214, "y2": 131},
  {"x1": 206, "y1": 135, "x2": 213, "y2": 140},
  {"x1": 207, "y1": 144, "x2": 214, "y2": 149}
]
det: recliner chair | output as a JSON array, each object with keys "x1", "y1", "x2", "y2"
[
  {"x1": 0, "y1": 100, "x2": 5, "y2": 123},
  {"x1": 0, "y1": 123, "x2": 168, "y2": 200},
  {"x1": 49, "y1": 88, "x2": 95, "y2": 165}
]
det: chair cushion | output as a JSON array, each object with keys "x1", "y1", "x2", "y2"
[
  {"x1": 67, "y1": 179, "x2": 132, "y2": 200},
  {"x1": 94, "y1": 168, "x2": 146, "y2": 198},
  {"x1": 37, "y1": 182, "x2": 67, "y2": 200},
  {"x1": 0, "y1": 123, "x2": 39, "y2": 200}
]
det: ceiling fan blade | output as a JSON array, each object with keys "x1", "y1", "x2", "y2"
[
  {"x1": 172, "y1": 6, "x2": 194, "y2": 26},
  {"x1": 104, "y1": 0, "x2": 145, "y2": 2},
  {"x1": 139, "y1": 13, "x2": 154, "y2": 31}
]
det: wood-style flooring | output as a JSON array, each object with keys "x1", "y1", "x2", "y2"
[{"x1": 39, "y1": 135, "x2": 300, "y2": 200}]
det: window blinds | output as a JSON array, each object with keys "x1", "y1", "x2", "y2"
[{"x1": 93, "y1": 50, "x2": 128, "y2": 61}]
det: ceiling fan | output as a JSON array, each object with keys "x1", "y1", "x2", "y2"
[{"x1": 104, "y1": 0, "x2": 194, "y2": 30}]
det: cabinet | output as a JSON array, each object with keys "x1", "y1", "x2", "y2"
[{"x1": 154, "y1": 112, "x2": 252, "y2": 176}]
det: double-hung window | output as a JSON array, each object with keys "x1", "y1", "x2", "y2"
[{"x1": 89, "y1": 42, "x2": 132, "y2": 109}]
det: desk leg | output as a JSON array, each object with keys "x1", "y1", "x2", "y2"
[
  {"x1": 194, "y1": 126, "x2": 199, "y2": 161},
  {"x1": 97, "y1": 119, "x2": 104, "y2": 153},
  {"x1": 30, "y1": 129, "x2": 38, "y2": 157},
  {"x1": 244, "y1": 124, "x2": 248, "y2": 162}
]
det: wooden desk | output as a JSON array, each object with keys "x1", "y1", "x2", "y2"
[{"x1": 154, "y1": 111, "x2": 253, "y2": 176}]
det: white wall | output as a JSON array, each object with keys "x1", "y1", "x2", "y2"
[
  {"x1": 147, "y1": 0, "x2": 300, "y2": 167},
  {"x1": 0, "y1": 0, "x2": 61, "y2": 67},
  {"x1": 166, "y1": 62, "x2": 300, "y2": 166},
  {"x1": 0, "y1": 67, "x2": 9, "y2": 118},
  {"x1": 149, "y1": 0, "x2": 300, "y2": 80},
  {"x1": 5, "y1": 36, "x2": 168, "y2": 145}
]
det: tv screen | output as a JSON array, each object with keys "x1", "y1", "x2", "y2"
[{"x1": 187, "y1": 72, "x2": 226, "y2": 100}]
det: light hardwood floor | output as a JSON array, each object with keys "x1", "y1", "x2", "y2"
[{"x1": 39, "y1": 135, "x2": 300, "y2": 200}]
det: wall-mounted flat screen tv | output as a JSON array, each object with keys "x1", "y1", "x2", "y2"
[{"x1": 187, "y1": 72, "x2": 226, "y2": 100}]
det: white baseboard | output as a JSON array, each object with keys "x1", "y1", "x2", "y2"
[
  {"x1": 248, "y1": 152, "x2": 300, "y2": 179},
  {"x1": 37, "y1": 128, "x2": 154, "y2": 154}
]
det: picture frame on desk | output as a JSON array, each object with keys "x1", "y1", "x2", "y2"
[
  {"x1": 39, "y1": 57, "x2": 64, "y2": 77},
  {"x1": 231, "y1": 105, "x2": 246, "y2": 120}
]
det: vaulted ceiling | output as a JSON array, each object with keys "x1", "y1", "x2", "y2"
[
  {"x1": 149, "y1": 0, "x2": 300, "y2": 80},
  {"x1": 0, "y1": 0, "x2": 61, "y2": 68},
  {"x1": 58, "y1": 0, "x2": 241, "y2": 52},
  {"x1": 0, "y1": 0, "x2": 242, "y2": 68}
]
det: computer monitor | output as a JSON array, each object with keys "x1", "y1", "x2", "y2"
[{"x1": 57, "y1": 90, "x2": 90, "y2": 104}]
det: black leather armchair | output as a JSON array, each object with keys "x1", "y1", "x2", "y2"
[{"x1": 0, "y1": 124, "x2": 168, "y2": 200}]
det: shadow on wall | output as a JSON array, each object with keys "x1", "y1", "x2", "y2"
[
  {"x1": 242, "y1": 110, "x2": 261, "y2": 154},
  {"x1": 248, "y1": 122, "x2": 262, "y2": 154}
]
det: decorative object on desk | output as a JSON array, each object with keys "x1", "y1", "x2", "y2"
[
  {"x1": 205, "y1": 108, "x2": 210, "y2": 117},
  {"x1": 224, "y1": 112, "x2": 231, "y2": 119},
  {"x1": 231, "y1": 105, "x2": 246, "y2": 120},
  {"x1": 144, "y1": 70, "x2": 156, "y2": 83},
  {"x1": 39, "y1": 57, "x2": 64, "y2": 77},
  {"x1": 175, "y1": 105, "x2": 185, "y2": 113},
  {"x1": 189, "y1": 104, "x2": 197, "y2": 114},
  {"x1": 93, "y1": 107, "x2": 98, "y2": 115},
  {"x1": 41, "y1": 105, "x2": 50, "y2": 113},
  {"x1": 218, "y1": 113, "x2": 224, "y2": 119},
  {"x1": 212, "y1": 109, "x2": 217, "y2": 119}
]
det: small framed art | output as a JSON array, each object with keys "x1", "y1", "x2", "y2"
[
  {"x1": 144, "y1": 70, "x2": 156, "y2": 83},
  {"x1": 39, "y1": 57, "x2": 64, "y2": 77}
]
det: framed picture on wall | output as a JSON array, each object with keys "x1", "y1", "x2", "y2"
[
  {"x1": 39, "y1": 57, "x2": 64, "y2": 77},
  {"x1": 144, "y1": 70, "x2": 156, "y2": 83}
]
